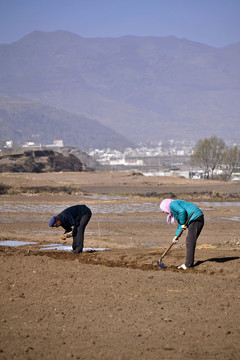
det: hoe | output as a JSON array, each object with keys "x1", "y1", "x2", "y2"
[{"x1": 157, "y1": 212, "x2": 194, "y2": 269}]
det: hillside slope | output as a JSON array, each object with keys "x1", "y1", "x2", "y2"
[{"x1": 0, "y1": 95, "x2": 134, "y2": 150}]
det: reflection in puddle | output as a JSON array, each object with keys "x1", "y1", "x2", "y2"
[
  {"x1": 0, "y1": 218, "x2": 48, "y2": 224},
  {"x1": 0, "y1": 240, "x2": 108, "y2": 252},
  {"x1": 0, "y1": 204, "x2": 66, "y2": 214},
  {"x1": 95, "y1": 218, "x2": 163, "y2": 222},
  {"x1": 0, "y1": 202, "x2": 159, "y2": 214},
  {"x1": 0, "y1": 202, "x2": 239, "y2": 222},
  {"x1": 0, "y1": 217, "x2": 165, "y2": 224},
  {"x1": 0, "y1": 240, "x2": 38, "y2": 247},
  {"x1": 197, "y1": 202, "x2": 240, "y2": 207},
  {"x1": 86, "y1": 194, "x2": 131, "y2": 200},
  {"x1": 220, "y1": 216, "x2": 240, "y2": 221},
  {"x1": 141, "y1": 242, "x2": 158, "y2": 247},
  {"x1": 1, "y1": 202, "x2": 240, "y2": 215},
  {"x1": 40, "y1": 244, "x2": 108, "y2": 252}
]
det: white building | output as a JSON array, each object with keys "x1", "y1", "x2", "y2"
[
  {"x1": 53, "y1": 139, "x2": 64, "y2": 147},
  {"x1": 4, "y1": 140, "x2": 13, "y2": 149}
]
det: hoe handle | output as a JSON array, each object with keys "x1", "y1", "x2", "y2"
[
  {"x1": 159, "y1": 242, "x2": 175, "y2": 262},
  {"x1": 159, "y1": 211, "x2": 194, "y2": 262}
]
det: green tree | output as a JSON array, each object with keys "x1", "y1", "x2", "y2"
[{"x1": 191, "y1": 136, "x2": 226, "y2": 179}]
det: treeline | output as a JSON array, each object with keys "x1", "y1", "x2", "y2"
[{"x1": 191, "y1": 136, "x2": 240, "y2": 180}]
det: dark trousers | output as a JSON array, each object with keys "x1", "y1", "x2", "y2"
[
  {"x1": 72, "y1": 209, "x2": 92, "y2": 252},
  {"x1": 185, "y1": 215, "x2": 204, "y2": 267}
]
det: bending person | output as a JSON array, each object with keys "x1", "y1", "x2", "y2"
[
  {"x1": 49, "y1": 205, "x2": 92, "y2": 253},
  {"x1": 160, "y1": 199, "x2": 204, "y2": 269}
]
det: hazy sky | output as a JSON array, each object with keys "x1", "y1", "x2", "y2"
[{"x1": 0, "y1": 0, "x2": 239, "y2": 47}]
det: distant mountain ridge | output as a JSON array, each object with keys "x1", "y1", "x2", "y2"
[
  {"x1": 0, "y1": 95, "x2": 134, "y2": 150},
  {"x1": 0, "y1": 30, "x2": 239, "y2": 147}
]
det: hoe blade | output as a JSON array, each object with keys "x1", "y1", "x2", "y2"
[{"x1": 157, "y1": 260, "x2": 165, "y2": 269}]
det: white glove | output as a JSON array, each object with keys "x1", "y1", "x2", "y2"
[
  {"x1": 172, "y1": 236, "x2": 178, "y2": 244},
  {"x1": 181, "y1": 224, "x2": 187, "y2": 230}
]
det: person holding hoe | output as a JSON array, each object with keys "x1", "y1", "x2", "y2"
[
  {"x1": 49, "y1": 204, "x2": 92, "y2": 253},
  {"x1": 160, "y1": 199, "x2": 204, "y2": 269}
]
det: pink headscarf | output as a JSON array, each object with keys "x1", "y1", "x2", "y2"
[{"x1": 160, "y1": 199, "x2": 175, "y2": 225}]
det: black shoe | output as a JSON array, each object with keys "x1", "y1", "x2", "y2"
[{"x1": 71, "y1": 249, "x2": 82, "y2": 254}]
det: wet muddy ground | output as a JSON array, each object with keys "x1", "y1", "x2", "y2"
[{"x1": 0, "y1": 172, "x2": 240, "y2": 359}]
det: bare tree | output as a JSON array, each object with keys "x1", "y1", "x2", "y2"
[
  {"x1": 190, "y1": 138, "x2": 211, "y2": 176},
  {"x1": 222, "y1": 146, "x2": 240, "y2": 180},
  {"x1": 191, "y1": 136, "x2": 226, "y2": 179}
]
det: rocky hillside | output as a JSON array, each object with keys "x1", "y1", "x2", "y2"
[{"x1": 0, "y1": 149, "x2": 90, "y2": 173}]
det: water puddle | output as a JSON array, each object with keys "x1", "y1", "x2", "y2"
[
  {"x1": 92, "y1": 202, "x2": 159, "y2": 214},
  {"x1": 220, "y1": 216, "x2": 240, "y2": 222},
  {"x1": 1, "y1": 202, "x2": 239, "y2": 216},
  {"x1": 0, "y1": 204, "x2": 66, "y2": 214},
  {"x1": 0, "y1": 203, "x2": 159, "y2": 214},
  {"x1": 0, "y1": 240, "x2": 38, "y2": 247},
  {"x1": 86, "y1": 194, "x2": 131, "y2": 200},
  {"x1": 196, "y1": 202, "x2": 240, "y2": 207},
  {"x1": 140, "y1": 242, "x2": 159, "y2": 247},
  {"x1": 0, "y1": 217, "x2": 47, "y2": 223},
  {"x1": 40, "y1": 244, "x2": 108, "y2": 252},
  {"x1": 0, "y1": 240, "x2": 108, "y2": 252},
  {"x1": 95, "y1": 218, "x2": 163, "y2": 222},
  {"x1": 0, "y1": 203, "x2": 239, "y2": 222}
]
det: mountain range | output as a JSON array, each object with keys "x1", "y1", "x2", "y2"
[
  {"x1": 0, "y1": 30, "x2": 239, "y2": 149},
  {"x1": 0, "y1": 95, "x2": 134, "y2": 150}
]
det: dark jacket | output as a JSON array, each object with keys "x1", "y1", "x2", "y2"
[{"x1": 56, "y1": 205, "x2": 90, "y2": 236}]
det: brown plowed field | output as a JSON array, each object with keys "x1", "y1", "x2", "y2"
[{"x1": 0, "y1": 172, "x2": 239, "y2": 359}]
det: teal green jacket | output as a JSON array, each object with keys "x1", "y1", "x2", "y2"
[{"x1": 170, "y1": 200, "x2": 203, "y2": 236}]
